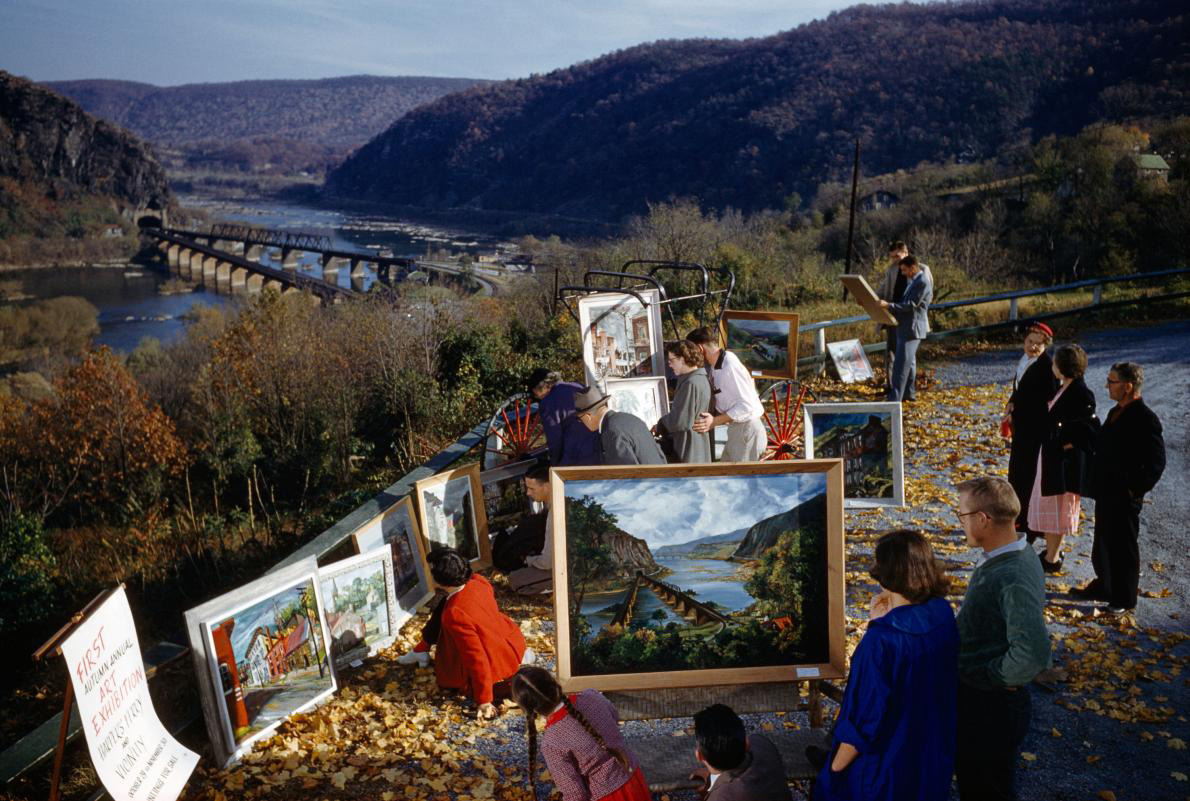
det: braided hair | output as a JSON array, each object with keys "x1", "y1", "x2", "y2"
[{"x1": 511, "y1": 666, "x2": 628, "y2": 801}]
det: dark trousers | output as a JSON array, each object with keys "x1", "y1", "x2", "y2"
[
  {"x1": 1092, "y1": 493, "x2": 1144, "y2": 608},
  {"x1": 888, "y1": 336, "x2": 920, "y2": 401},
  {"x1": 956, "y1": 682, "x2": 1031, "y2": 801},
  {"x1": 1007, "y1": 434, "x2": 1042, "y2": 533},
  {"x1": 884, "y1": 326, "x2": 897, "y2": 390}
]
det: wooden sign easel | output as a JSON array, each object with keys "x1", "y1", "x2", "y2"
[{"x1": 32, "y1": 585, "x2": 122, "y2": 801}]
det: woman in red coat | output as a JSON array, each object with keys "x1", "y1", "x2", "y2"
[{"x1": 403, "y1": 547, "x2": 528, "y2": 719}]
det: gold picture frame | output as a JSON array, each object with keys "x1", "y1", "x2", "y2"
[
  {"x1": 720, "y1": 310, "x2": 800, "y2": 379},
  {"x1": 550, "y1": 460, "x2": 846, "y2": 693},
  {"x1": 412, "y1": 462, "x2": 493, "y2": 570}
]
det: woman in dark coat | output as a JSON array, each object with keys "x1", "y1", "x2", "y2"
[
  {"x1": 1003, "y1": 323, "x2": 1059, "y2": 538},
  {"x1": 1028, "y1": 344, "x2": 1099, "y2": 572},
  {"x1": 655, "y1": 340, "x2": 711, "y2": 463}
]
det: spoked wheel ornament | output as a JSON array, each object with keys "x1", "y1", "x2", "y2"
[
  {"x1": 760, "y1": 381, "x2": 816, "y2": 460},
  {"x1": 482, "y1": 393, "x2": 546, "y2": 469}
]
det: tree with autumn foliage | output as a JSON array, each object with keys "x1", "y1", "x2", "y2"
[{"x1": 0, "y1": 347, "x2": 187, "y2": 526}]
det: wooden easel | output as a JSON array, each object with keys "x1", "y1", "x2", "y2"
[{"x1": 32, "y1": 585, "x2": 122, "y2": 801}]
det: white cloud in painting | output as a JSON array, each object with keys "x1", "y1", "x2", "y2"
[{"x1": 565, "y1": 473, "x2": 825, "y2": 547}]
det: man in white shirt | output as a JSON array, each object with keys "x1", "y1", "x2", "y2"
[{"x1": 687, "y1": 327, "x2": 767, "y2": 462}]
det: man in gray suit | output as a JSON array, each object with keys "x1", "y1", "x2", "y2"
[
  {"x1": 574, "y1": 386, "x2": 667, "y2": 465},
  {"x1": 880, "y1": 254, "x2": 933, "y2": 402}
]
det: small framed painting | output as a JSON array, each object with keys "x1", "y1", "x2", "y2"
[
  {"x1": 803, "y1": 402, "x2": 904, "y2": 508},
  {"x1": 550, "y1": 461, "x2": 846, "y2": 693},
  {"x1": 351, "y1": 496, "x2": 435, "y2": 624},
  {"x1": 826, "y1": 339, "x2": 875, "y2": 383},
  {"x1": 318, "y1": 547, "x2": 400, "y2": 668},
  {"x1": 183, "y1": 558, "x2": 336, "y2": 767},
  {"x1": 721, "y1": 310, "x2": 799, "y2": 379},
  {"x1": 578, "y1": 290, "x2": 665, "y2": 386},
  {"x1": 605, "y1": 376, "x2": 670, "y2": 430},
  {"x1": 413, "y1": 462, "x2": 492, "y2": 570}
]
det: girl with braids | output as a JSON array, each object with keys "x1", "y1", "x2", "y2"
[{"x1": 512, "y1": 666, "x2": 651, "y2": 801}]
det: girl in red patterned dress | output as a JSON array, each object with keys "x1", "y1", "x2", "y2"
[{"x1": 511, "y1": 666, "x2": 651, "y2": 801}]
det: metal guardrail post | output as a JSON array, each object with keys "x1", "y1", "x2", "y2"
[
  {"x1": 1009, "y1": 298, "x2": 1018, "y2": 320},
  {"x1": 1093, "y1": 284, "x2": 1102, "y2": 305},
  {"x1": 814, "y1": 329, "x2": 827, "y2": 376}
]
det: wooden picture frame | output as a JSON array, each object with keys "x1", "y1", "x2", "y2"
[
  {"x1": 183, "y1": 557, "x2": 337, "y2": 767},
  {"x1": 803, "y1": 402, "x2": 905, "y2": 508},
  {"x1": 840, "y1": 275, "x2": 896, "y2": 325},
  {"x1": 826, "y1": 338, "x2": 875, "y2": 383},
  {"x1": 720, "y1": 310, "x2": 800, "y2": 379},
  {"x1": 550, "y1": 461, "x2": 846, "y2": 693},
  {"x1": 578, "y1": 290, "x2": 665, "y2": 387},
  {"x1": 605, "y1": 376, "x2": 670, "y2": 430},
  {"x1": 413, "y1": 462, "x2": 492, "y2": 570},
  {"x1": 351, "y1": 496, "x2": 435, "y2": 624},
  {"x1": 318, "y1": 546, "x2": 400, "y2": 668}
]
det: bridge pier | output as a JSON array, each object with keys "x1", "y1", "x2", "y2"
[
  {"x1": 202, "y1": 256, "x2": 218, "y2": 286},
  {"x1": 244, "y1": 243, "x2": 262, "y2": 261},
  {"x1": 350, "y1": 260, "x2": 368, "y2": 278},
  {"x1": 280, "y1": 248, "x2": 299, "y2": 269},
  {"x1": 187, "y1": 250, "x2": 203, "y2": 281},
  {"x1": 246, "y1": 273, "x2": 264, "y2": 294},
  {"x1": 215, "y1": 260, "x2": 232, "y2": 291},
  {"x1": 230, "y1": 266, "x2": 248, "y2": 292},
  {"x1": 262, "y1": 279, "x2": 283, "y2": 294},
  {"x1": 166, "y1": 243, "x2": 181, "y2": 269}
]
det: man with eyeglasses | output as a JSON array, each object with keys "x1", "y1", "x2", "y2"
[
  {"x1": 1071, "y1": 362, "x2": 1165, "y2": 614},
  {"x1": 953, "y1": 477, "x2": 1050, "y2": 801}
]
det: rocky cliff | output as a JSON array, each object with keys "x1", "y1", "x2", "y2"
[
  {"x1": 1, "y1": 70, "x2": 171, "y2": 214},
  {"x1": 598, "y1": 527, "x2": 659, "y2": 579},
  {"x1": 731, "y1": 493, "x2": 827, "y2": 561}
]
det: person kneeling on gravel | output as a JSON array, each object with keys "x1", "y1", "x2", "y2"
[{"x1": 396, "y1": 547, "x2": 534, "y2": 719}]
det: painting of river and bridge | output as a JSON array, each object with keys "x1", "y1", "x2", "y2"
[{"x1": 550, "y1": 462, "x2": 846, "y2": 692}]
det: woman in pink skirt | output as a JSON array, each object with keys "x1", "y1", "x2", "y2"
[{"x1": 1028, "y1": 344, "x2": 1099, "y2": 572}]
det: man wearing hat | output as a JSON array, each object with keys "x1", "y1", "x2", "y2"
[
  {"x1": 574, "y1": 386, "x2": 667, "y2": 465},
  {"x1": 527, "y1": 368, "x2": 600, "y2": 466}
]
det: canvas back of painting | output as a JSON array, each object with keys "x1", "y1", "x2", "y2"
[{"x1": 549, "y1": 462, "x2": 845, "y2": 696}]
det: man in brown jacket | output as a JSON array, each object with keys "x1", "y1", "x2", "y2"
[{"x1": 690, "y1": 704, "x2": 793, "y2": 801}]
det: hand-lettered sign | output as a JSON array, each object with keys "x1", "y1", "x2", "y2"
[{"x1": 60, "y1": 587, "x2": 198, "y2": 801}]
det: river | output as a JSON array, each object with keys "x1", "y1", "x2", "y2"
[
  {"x1": 3, "y1": 198, "x2": 499, "y2": 353},
  {"x1": 577, "y1": 555, "x2": 754, "y2": 634}
]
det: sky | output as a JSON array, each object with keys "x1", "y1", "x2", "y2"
[
  {"x1": 565, "y1": 473, "x2": 825, "y2": 546},
  {"x1": 2, "y1": 0, "x2": 866, "y2": 85},
  {"x1": 219, "y1": 579, "x2": 314, "y2": 659}
]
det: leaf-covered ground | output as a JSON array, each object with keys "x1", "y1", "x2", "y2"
[{"x1": 169, "y1": 341, "x2": 1187, "y2": 801}]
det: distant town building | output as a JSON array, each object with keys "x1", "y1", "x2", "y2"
[
  {"x1": 860, "y1": 190, "x2": 900, "y2": 211},
  {"x1": 1132, "y1": 153, "x2": 1170, "y2": 182}
]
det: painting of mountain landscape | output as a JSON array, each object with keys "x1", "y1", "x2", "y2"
[{"x1": 555, "y1": 466, "x2": 840, "y2": 685}]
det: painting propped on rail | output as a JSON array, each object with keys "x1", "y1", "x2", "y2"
[{"x1": 550, "y1": 461, "x2": 846, "y2": 693}]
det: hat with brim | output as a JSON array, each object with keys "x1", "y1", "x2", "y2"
[{"x1": 574, "y1": 385, "x2": 609, "y2": 413}]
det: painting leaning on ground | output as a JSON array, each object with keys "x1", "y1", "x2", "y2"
[
  {"x1": 807, "y1": 408, "x2": 897, "y2": 500},
  {"x1": 559, "y1": 470, "x2": 831, "y2": 677}
]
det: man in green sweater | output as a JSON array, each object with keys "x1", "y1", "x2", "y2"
[{"x1": 954, "y1": 477, "x2": 1051, "y2": 801}]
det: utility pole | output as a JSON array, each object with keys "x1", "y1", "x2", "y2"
[{"x1": 842, "y1": 139, "x2": 861, "y2": 301}]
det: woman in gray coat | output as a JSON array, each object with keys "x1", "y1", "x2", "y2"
[{"x1": 656, "y1": 340, "x2": 712, "y2": 463}]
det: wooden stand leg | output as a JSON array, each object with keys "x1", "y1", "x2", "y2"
[
  {"x1": 809, "y1": 679, "x2": 823, "y2": 729},
  {"x1": 47, "y1": 680, "x2": 75, "y2": 801}
]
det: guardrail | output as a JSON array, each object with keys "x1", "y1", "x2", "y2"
[{"x1": 798, "y1": 266, "x2": 1190, "y2": 369}]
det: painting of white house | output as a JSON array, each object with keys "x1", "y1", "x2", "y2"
[
  {"x1": 579, "y1": 290, "x2": 664, "y2": 385},
  {"x1": 318, "y1": 547, "x2": 398, "y2": 667}
]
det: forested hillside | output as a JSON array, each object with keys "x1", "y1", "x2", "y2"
[
  {"x1": 326, "y1": 0, "x2": 1187, "y2": 220},
  {"x1": 48, "y1": 75, "x2": 485, "y2": 174}
]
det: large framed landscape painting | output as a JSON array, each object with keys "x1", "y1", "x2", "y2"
[
  {"x1": 352, "y1": 496, "x2": 434, "y2": 622},
  {"x1": 721, "y1": 310, "x2": 799, "y2": 379},
  {"x1": 318, "y1": 547, "x2": 399, "y2": 668},
  {"x1": 578, "y1": 290, "x2": 665, "y2": 386},
  {"x1": 804, "y1": 402, "x2": 904, "y2": 508},
  {"x1": 550, "y1": 461, "x2": 845, "y2": 692},
  {"x1": 606, "y1": 376, "x2": 670, "y2": 430},
  {"x1": 183, "y1": 557, "x2": 336, "y2": 767},
  {"x1": 413, "y1": 462, "x2": 492, "y2": 570}
]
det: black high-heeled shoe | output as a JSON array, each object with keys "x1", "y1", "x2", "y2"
[{"x1": 1039, "y1": 554, "x2": 1064, "y2": 573}]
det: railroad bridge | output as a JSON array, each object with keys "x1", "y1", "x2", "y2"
[{"x1": 609, "y1": 572, "x2": 731, "y2": 629}]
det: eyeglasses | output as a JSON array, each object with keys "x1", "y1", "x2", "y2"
[
  {"x1": 1105, "y1": 379, "x2": 1125, "y2": 385},
  {"x1": 954, "y1": 508, "x2": 984, "y2": 521}
]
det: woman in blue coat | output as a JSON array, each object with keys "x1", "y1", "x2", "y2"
[{"x1": 815, "y1": 529, "x2": 958, "y2": 801}]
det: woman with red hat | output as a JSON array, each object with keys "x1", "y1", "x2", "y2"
[{"x1": 1003, "y1": 322, "x2": 1058, "y2": 540}]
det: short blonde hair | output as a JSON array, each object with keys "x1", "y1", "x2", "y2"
[{"x1": 956, "y1": 477, "x2": 1020, "y2": 522}]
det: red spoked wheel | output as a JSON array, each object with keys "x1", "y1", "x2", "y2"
[
  {"x1": 760, "y1": 381, "x2": 816, "y2": 460},
  {"x1": 482, "y1": 393, "x2": 547, "y2": 469}
]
